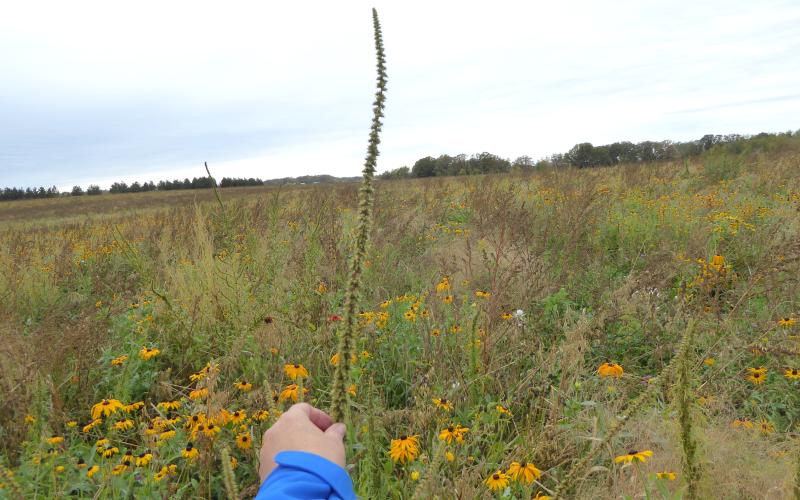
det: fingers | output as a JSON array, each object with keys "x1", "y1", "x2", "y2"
[
  {"x1": 324, "y1": 422, "x2": 347, "y2": 440},
  {"x1": 286, "y1": 403, "x2": 334, "y2": 431}
]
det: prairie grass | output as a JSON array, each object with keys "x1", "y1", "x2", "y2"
[{"x1": 0, "y1": 147, "x2": 799, "y2": 498}]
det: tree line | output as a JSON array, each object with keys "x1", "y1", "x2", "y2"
[
  {"x1": 379, "y1": 131, "x2": 799, "y2": 179},
  {"x1": 0, "y1": 177, "x2": 265, "y2": 202}
]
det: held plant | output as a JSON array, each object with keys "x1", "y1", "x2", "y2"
[{"x1": 329, "y1": 8, "x2": 388, "y2": 423}]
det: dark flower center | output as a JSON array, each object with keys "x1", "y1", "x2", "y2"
[
  {"x1": 493, "y1": 474, "x2": 500, "y2": 480},
  {"x1": 294, "y1": 364, "x2": 300, "y2": 369},
  {"x1": 628, "y1": 450, "x2": 637, "y2": 455},
  {"x1": 400, "y1": 435, "x2": 407, "y2": 441}
]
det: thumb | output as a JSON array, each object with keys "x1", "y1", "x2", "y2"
[{"x1": 324, "y1": 422, "x2": 347, "y2": 440}]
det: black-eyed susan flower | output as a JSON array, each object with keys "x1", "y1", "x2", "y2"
[
  {"x1": 404, "y1": 309, "x2": 417, "y2": 322},
  {"x1": 46, "y1": 436, "x2": 64, "y2": 445},
  {"x1": 389, "y1": 435, "x2": 419, "y2": 463},
  {"x1": 158, "y1": 400, "x2": 181, "y2": 411},
  {"x1": 533, "y1": 492, "x2": 552, "y2": 500},
  {"x1": 111, "y1": 355, "x2": 128, "y2": 366},
  {"x1": 347, "y1": 384, "x2": 357, "y2": 397},
  {"x1": 253, "y1": 410, "x2": 269, "y2": 422},
  {"x1": 139, "y1": 346, "x2": 160, "y2": 360},
  {"x1": 746, "y1": 367, "x2": 767, "y2": 385},
  {"x1": 189, "y1": 388, "x2": 209, "y2": 400},
  {"x1": 758, "y1": 420, "x2": 775, "y2": 435},
  {"x1": 500, "y1": 312, "x2": 513, "y2": 320},
  {"x1": 445, "y1": 451, "x2": 455, "y2": 462},
  {"x1": 410, "y1": 470, "x2": 420, "y2": 481},
  {"x1": 436, "y1": 277, "x2": 451, "y2": 293},
  {"x1": 24, "y1": 414, "x2": 36, "y2": 424},
  {"x1": 784, "y1": 368, "x2": 800, "y2": 380},
  {"x1": 66, "y1": 420, "x2": 78, "y2": 428},
  {"x1": 703, "y1": 357, "x2": 715, "y2": 367},
  {"x1": 484, "y1": 470, "x2": 510, "y2": 491},
  {"x1": 731, "y1": 418, "x2": 754, "y2": 429},
  {"x1": 236, "y1": 433, "x2": 252, "y2": 450},
  {"x1": 234, "y1": 380, "x2": 253, "y2": 392},
  {"x1": 279, "y1": 384, "x2": 308, "y2": 403},
  {"x1": 496, "y1": 404, "x2": 512, "y2": 416},
  {"x1": 441, "y1": 295, "x2": 454, "y2": 305},
  {"x1": 614, "y1": 449, "x2": 653, "y2": 464},
  {"x1": 450, "y1": 324, "x2": 462, "y2": 334},
  {"x1": 101, "y1": 446, "x2": 120, "y2": 458},
  {"x1": 121, "y1": 451, "x2": 134, "y2": 466},
  {"x1": 158, "y1": 430, "x2": 176, "y2": 441},
  {"x1": 136, "y1": 452, "x2": 153, "y2": 466},
  {"x1": 438, "y1": 425, "x2": 469, "y2": 444},
  {"x1": 432, "y1": 398, "x2": 453, "y2": 411},
  {"x1": 86, "y1": 465, "x2": 100, "y2": 478},
  {"x1": 284, "y1": 364, "x2": 309, "y2": 380},
  {"x1": 182, "y1": 443, "x2": 199, "y2": 460},
  {"x1": 597, "y1": 362, "x2": 624, "y2": 378},
  {"x1": 114, "y1": 419, "x2": 134, "y2": 431},
  {"x1": 506, "y1": 461, "x2": 541, "y2": 484},
  {"x1": 656, "y1": 471, "x2": 676, "y2": 480},
  {"x1": 778, "y1": 317, "x2": 796, "y2": 327},
  {"x1": 122, "y1": 401, "x2": 144, "y2": 412},
  {"x1": 91, "y1": 399, "x2": 124, "y2": 420},
  {"x1": 379, "y1": 299, "x2": 392, "y2": 308},
  {"x1": 230, "y1": 410, "x2": 247, "y2": 424},
  {"x1": 431, "y1": 328, "x2": 441, "y2": 337},
  {"x1": 76, "y1": 457, "x2": 87, "y2": 469},
  {"x1": 475, "y1": 290, "x2": 491, "y2": 298},
  {"x1": 202, "y1": 423, "x2": 221, "y2": 438}
]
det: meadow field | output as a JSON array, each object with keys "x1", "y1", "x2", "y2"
[{"x1": 1, "y1": 145, "x2": 799, "y2": 499}]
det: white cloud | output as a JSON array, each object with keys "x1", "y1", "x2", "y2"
[{"x1": 2, "y1": 0, "x2": 800, "y2": 189}]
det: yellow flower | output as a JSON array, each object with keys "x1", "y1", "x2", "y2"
[
  {"x1": 46, "y1": 436, "x2": 64, "y2": 445},
  {"x1": 431, "y1": 328, "x2": 441, "y2": 337},
  {"x1": 758, "y1": 420, "x2": 775, "y2": 435},
  {"x1": 25, "y1": 414, "x2": 36, "y2": 424},
  {"x1": 139, "y1": 346, "x2": 160, "y2": 360},
  {"x1": 317, "y1": 282, "x2": 328, "y2": 294},
  {"x1": 114, "y1": 419, "x2": 134, "y2": 431},
  {"x1": 347, "y1": 384, "x2": 357, "y2": 397},
  {"x1": 158, "y1": 400, "x2": 181, "y2": 411},
  {"x1": 533, "y1": 493, "x2": 552, "y2": 500},
  {"x1": 500, "y1": 312, "x2": 513, "y2": 320},
  {"x1": 230, "y1": 456, "x2": 238, "y2": 469},
  {"x1": 66, "y1": 420, "x2": 78, "y2": 428},
  {"x1": 236, "y1": 433, "x2": 252, "y2": 450},
  {"x1": 279, "y1": 384, "x2": 308, "y2": 403},
  {"x1": 122, "y1": 401, "x2": 144, "y2": 412},
  {"x1": 731, "y1": 418, "x2": 754, "y2": 429},
  {"x1": 101, "y1": 446, "x2": 120, "y2": 458},
  {"x1": 234, "y1": 380, "x2": 253, "y2": 392},
  {"x1": 475, "y1": 290, "x2": 491, "y2": 298},
  {"x1": 284, "y1": 364, "x2": 309, "y2": 380},
  {"x1": 230, "y1": 410, "x2": 247, "y2": 424},
  {"x1": 182, "y1": 443, "x2": 199, "y2": 460},
  {"x1": 432, "y1": 398, "x2": 453, "y2": 411},
  {"x1": 86, "y1": 465, "x2": 100, "y2": 478},
  {"x1": 496, "y1": 404, "x2": 512, "y2": 416},
  {"x1": 597, "y1": 362, "x2": 624, "y2": 378},
  {"x1": 269, "y1": 347, "x2": 279, "y2": 355},
  {"x1": 111, "y1": 355, "x2": 128, "y2": 366},
  {"x1": 441, "y1": 295, "x2": 454, "y2": 305},
  {"x1": 158, "y1": 430, "x2": 176, "y2": 442},
  {"x1": 778, "y1": 317, "x2": 796, "y2": 327},
  {"x1": 202, "y1": 423, "x2": 221, "y2": 438},
  {"x1": 189, "y1": 388, "x2": 209, "y2": 400},
  {"x1": 379, "y1": 299, "x2": 392, "y2": 308},
  {"x1": 656, "y1": 471, "x2": 676, "y2": 480},
  {"x1": 91, "y1": 399, "x2": 124, "y2": 420},
  {"x1": 438, "y1": 424, "x2": 469, "y2": 444},
  {"x1": 614, "y1": 449, "x2": 653, "y2": 464},
  {"x1": 445, "y1": 451, "x2": 455, "y2": 462},
  {"x1": 404, "y1": 309, "x2": 417, "y2": 322},
  {"x1": 450, "y1": 324, "x2": 462, "y2": 334},
  {"x1": 136, "y1": 452, "x2": 153, "y2": 466},
  {"x1": 76, "y1": 457, "x2": 87, "y2": 469},
  {"x1": 484, "y1": 470, "x2": 510, "y2": 491},
  {"x1": 703, "y1": 357, "x2": 715, "y2": 367},
  {"x1": 784, "y1": 368, "x2": 800, "y2": 380},
  {"x1": 436, "y1": 277, "x2": 451, "y2": 293},
  {"x1": 389, "y1": 435, "x2": 420, "y2": 463},
  {"x1": 253, "y1": 410, "x2": 270, "y2": 422},
  {"x1": 410, "y1": 470, "x2": 420, "y2": 481},
  {"x1": 506, "y1": 461, "x2": 541, "y2": 484},
  {"x1": 746, "y1": 367, "x2": 767, "y2": 385}
]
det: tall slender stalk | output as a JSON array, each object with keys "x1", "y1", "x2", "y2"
[
  {"x1": 329, "y1": 8, "x2": 388, "y2": 423},
  {"x1": 675, "y1": 320, "x2": 701, "y2": 499}
]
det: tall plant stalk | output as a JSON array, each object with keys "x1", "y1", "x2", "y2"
[{"x1": 329, "y1": 8, "x2": 387, "y2": 423}]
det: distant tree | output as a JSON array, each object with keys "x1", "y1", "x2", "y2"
[
  {"x1": 512, "y1": 155, "x2": 534, "y2": 170},
  {"x1": 71, "y1": 185, "x2": 84, "y2": 196},
  {"x1": 86, "y1": 185, "x2": 102, "y2": 195},
  {"x1": 411, "y1": 156, "x2": 437, "y2": 177},
  {"x1": 566, "y1": 143, "x2": 595, "y2": 168},
  {"x1": 379, "y1": 166, "x2": 410, "y2": 180}
]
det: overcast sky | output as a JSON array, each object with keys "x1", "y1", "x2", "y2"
[{"x1": 1, "y1": 0, "x2": 799, "y2": 190}]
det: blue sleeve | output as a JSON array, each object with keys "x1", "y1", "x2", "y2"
[{"x1": 255, "y1": 451, "x2": 356, "y2": 500}]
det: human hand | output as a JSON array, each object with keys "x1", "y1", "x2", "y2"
[{"x1": 258, "y1": 403, "x2": 347, "y2": 482}]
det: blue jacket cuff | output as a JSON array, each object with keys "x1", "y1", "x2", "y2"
[{"x1": 257, "y1": 451, "x2": 355, "y2": 500}]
